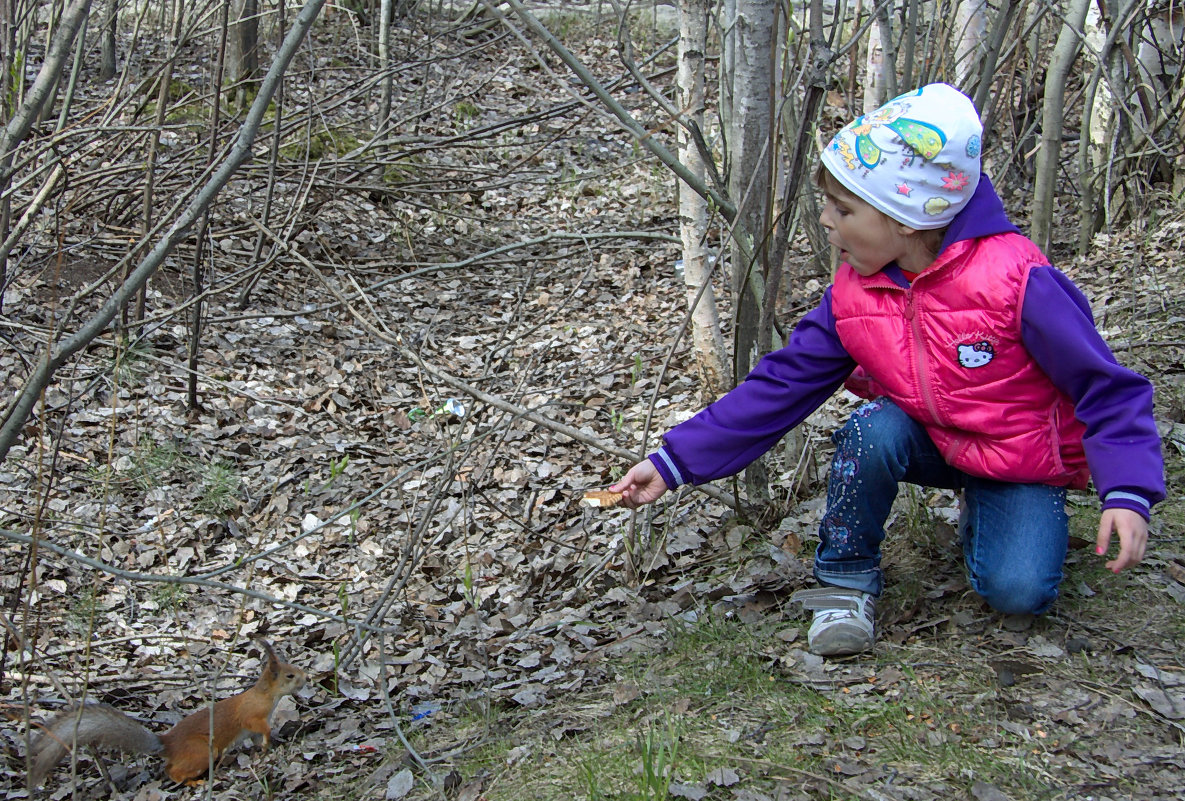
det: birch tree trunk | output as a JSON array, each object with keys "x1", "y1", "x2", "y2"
[
  {"x1": 864, "y1": 1, "x2": 893, "y2": 111},
  {"x1": 1135, "y1": 4, "x2": 1184, "y2": 194},
  {"x1": 954, "y1": 0, "x2": 988, "y2": 87},
  {"x1": 1136, "y1": 4, "x2": 1184, "y2": 95},
  {"x1": 969, "y1": 1, "x2": 1018, "y2": 116},
  {"x1": 1030, "y1": 0, "x2": 1090, "y2": 253},
  {"x1": 677, "y1": 0, "x2": 727, "y2": 398},
  {"x1": 1077, "y1": 3, "x2": 1113, "y2": 249}
]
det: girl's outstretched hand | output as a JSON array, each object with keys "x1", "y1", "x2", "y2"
[
  {"x1": 1096, "y1": 508, "x2": 1148, "y2": 573},
  {"x1": 609, "y1": 459, "x2": 670, "y2": 509}
]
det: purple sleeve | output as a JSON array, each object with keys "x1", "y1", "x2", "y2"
[
  {"x1": 1021, "y1": 267, "x2": 1165, "y2": 516},
  {"x1": 653, "y1": 289, "x2": 856, "y2": 486}
]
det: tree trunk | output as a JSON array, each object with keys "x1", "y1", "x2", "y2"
[
  {"x1": 1137, "y1": 5, "x2": 1185, "y2": 195},
  {"x1": 864, "y1": 1, "x2": 894, "y2": 111},
  {"x1": 1076, "y1": 0, "x2": 1155, "y2": 251},
  {"x1": 1030, "y1": 0, "x2": 1089, "y2": 253},
  {"x1": 188, "y1": 0, "x2": 232, "y2": 409},
  {"x1": 723, "y1": 0, "x2": 776, "y2": 506},
  {"x1": 0, "y1": 0, "x2": 16, "y2": 307},
  {"x1": 724, "y1": 0, "x2": 773, "y2": 382},
  {"x1": 954, "y1": 0, "x2": 988, "y2": 87},
  {"x1": 378, "y1": 0, "x2": 394, "y2": 137},
  {"x1": 238, "y1": 0, "x2": 288, "y2": 309},
  {"x1": 56, "y1": 5, "x2": 90, "y2": 131},
  {"x1": 229, "y1": 0, "x2": 260, "y2": 108},
  {"x1": 969, "y1": 1, "x2": 1018, "y2": 119},
  {"x1": 100, "y1": 0, "x2": 118, "y2": 80},
  {"x1": 677, "y1": 0, "x2": 728, "y2": 398},
  {"x1": 1136, "y1": 4, "x2": 1184, "y2": 95},
  {"x1": 130, "y1": 0, "x2": 186, "y2": 330},
  {"x1": 1077, "y1": 2, "x2": 1113, "y2": 251}
]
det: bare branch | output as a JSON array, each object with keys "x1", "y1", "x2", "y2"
[
  {"x1": 488, "y1": 0, "x2": 737, "y2": 221},
  {"x1": 0, "y1": 0, "x2": 330, "y2": 463}
]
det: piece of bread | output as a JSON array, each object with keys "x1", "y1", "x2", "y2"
[{"x1": 581, "y1": 490, "x2": 624, "y2": 508}]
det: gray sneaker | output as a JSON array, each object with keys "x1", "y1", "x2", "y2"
[{"x1": 791, "y1": 587, "x2": 876, "y2": 656}]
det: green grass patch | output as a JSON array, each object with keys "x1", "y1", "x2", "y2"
[
  {"x1": 280, "y1": 127, "x2": 365, "y2": 161},
  {"x1": 133, "y1": 434, "x2": 184, "y2": 491},
  {"x1": 406, "y1": 606, "x2": 1074, "y2": 801}
]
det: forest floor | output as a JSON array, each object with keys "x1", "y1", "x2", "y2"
[{"x1": 2, "y1": 6, "x2": 1184, "y2": 801}]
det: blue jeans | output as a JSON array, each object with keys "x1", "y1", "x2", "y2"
[{"x1": 816, "y1": 398, "x2": 1068, "y2": 615}]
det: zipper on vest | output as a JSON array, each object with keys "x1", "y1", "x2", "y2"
[{"x1": 906, "y1": 290, "x2": 944, "y2": 425}]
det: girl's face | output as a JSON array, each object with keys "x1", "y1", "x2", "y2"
[{"x1": 818, "y1": 182, "x2": 921, "y2": 276}]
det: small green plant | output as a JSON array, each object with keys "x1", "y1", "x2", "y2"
[
  {"x1": 84, "y1": 463, "x2": 119, "y2": 499},
  {"x1": 5, "y1": 52, "x2": 25, "y2": 117},
  {"x1": 407, "y1": 399, "x2": 467, "y2": 426},
  {"x1": 65, "y1": 586, "x2": 100, "y2": 637},
  {"x1": 329, "y1": 642, "x2": 341, "y2": 696},
  {"x1": 134, "y1": 435, "x2": 183, "y2": 491},
  {"x1": 453, "y1": 99, "x2": 480, "y2": 123},
  {"x1": 255, "y1": 772, "x2": 274, "y2": 801},
  {"x1": 897, "y1": 484, "x2": 942, "y2": 544},
  {"x1": 305, "y1": 455, "x2": 354, "y2": 496},
  {"x1": 151, "y1": 582, "x2": 187, "y2": 612},
  {"x1": 579, "y1": 758, "x2": 609, "y2": 800},
  {"x1": 548, "y1": 10, "x2": 580, "y2": 39},
  {"x1": 382, "y1": 155, "x2": 426, "y2": 185},
  {"x1": 167, "y1": 79, "x2": 198, "y2": 102},
  {"x1": 196, "y1": 459, "x2": 241, "y2": 514},
  {"x1": 629, "y1": 353, "x2": 644, "y2": 386},
  {"x1": 113, "y1": 340, "x2": 152, "y2": 385},
  {"x1": 634, "y1": 717, "x2": 680, "y2": 800},
  {"x1": 609, "y1": 408, "x2": 627, "y2": 432},
  {"x1": 460, "y1": 559, "x2": 480, "y2": 612}
]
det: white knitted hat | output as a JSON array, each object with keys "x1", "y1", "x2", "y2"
[{"x1": 819, "y1": 83, "x2": 982, "y2": 230}]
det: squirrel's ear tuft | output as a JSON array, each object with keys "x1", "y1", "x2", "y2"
[{"x1": 255, "y1": 638, "x2": 280, "y2": 671}]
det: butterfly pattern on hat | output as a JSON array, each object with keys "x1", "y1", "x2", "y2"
[
  {"x1": 849, "y1": 99, "x2": 947, "y2": 169},
  {"x1": 820, "y1": 83, "x2": 983, "y2": 229}
]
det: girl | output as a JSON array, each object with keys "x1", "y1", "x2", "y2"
[{"x1": 610, "y1": 84, "x2": 1164, "y2": 657}]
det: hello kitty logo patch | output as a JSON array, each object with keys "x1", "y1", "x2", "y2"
[{"x1": 957, "y1": 340, "x2": 994, "y2": 368}]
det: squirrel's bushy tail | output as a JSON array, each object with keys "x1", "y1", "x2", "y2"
[{"x1": 29, "y1": 703, "x2": 162, "y2": 787}]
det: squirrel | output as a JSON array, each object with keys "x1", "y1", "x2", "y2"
[{"x1": 28, "y1": 638, "x2": 306, "y2": 787}]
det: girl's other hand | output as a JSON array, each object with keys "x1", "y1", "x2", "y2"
[
  {"x1": 609, "y1": 460, "x2": 670, "y2": 508},
  {"x1": 1096, "y1": 508, "x2": 1148, "y2": 573}
]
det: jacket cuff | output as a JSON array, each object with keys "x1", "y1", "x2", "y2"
[
  {"x1": 649, "y1": 447, "x2": 686, "y2": 489},
  {"x1": 1102, "y1": 490, "x2": 1152, "y2": 522}
]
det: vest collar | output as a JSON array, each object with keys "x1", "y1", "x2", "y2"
[{"x1": 848, "y1": 238, "x2": 979, "y2": 290}]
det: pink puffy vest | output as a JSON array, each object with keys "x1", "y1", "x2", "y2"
[{"x1": 832, "y1": 233, "x2": 1090, "y2": 489}]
